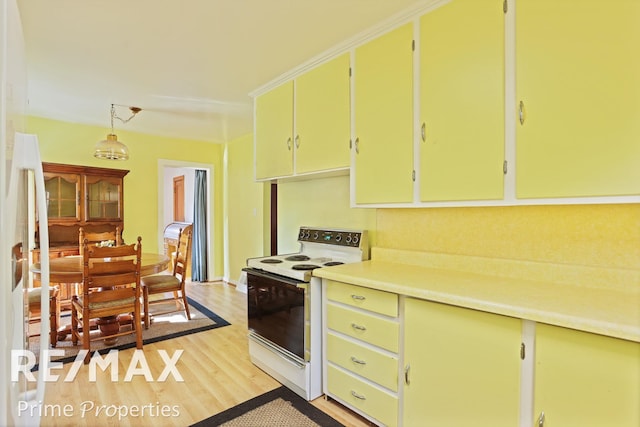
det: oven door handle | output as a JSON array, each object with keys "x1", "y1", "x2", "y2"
[{"x1": 243, "y1": 267, "x2": 306, "y2": 286}]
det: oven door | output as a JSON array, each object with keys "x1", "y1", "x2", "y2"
[{"x1": 245, "y1": 268, "x2": 306, "y2": 361}]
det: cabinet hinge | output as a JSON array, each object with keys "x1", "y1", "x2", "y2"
[
  {"x1": 349, "y1": 67, "x2": 352, "y2": 77},
  {"x1": 412, "y1": 170, "x2": 416, "y2": 182},
  {"x1": 503, "y1": 160, "x2": 508, "y2": 175},
  {"x1": 412, "y1": 39, "x2": 415, "y2": 51},
  {"x1": 520, "y1": 342, "x2": 526, "y2": 360},
  {"x1": 349, "y1": 139, "x2": 352, "y2": 149},
  {"x1": 503, "y1": 0, "x2": 508, "y2": 13}
]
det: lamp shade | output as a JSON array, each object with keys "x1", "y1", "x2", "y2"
[{"x1": 94, "y1": 133, "x2": 129, "y2": 160}]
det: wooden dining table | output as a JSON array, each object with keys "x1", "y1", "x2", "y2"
[
  {"x1": 31, "y1": 252, "x2": 170, "y2": 343},
  {"x1": 31, "y1": 252, "x2": 170, "y2": 283}
]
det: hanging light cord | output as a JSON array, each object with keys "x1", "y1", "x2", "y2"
[{"x1": 110, "y1": 104, "x2": 142, "y2": 132}]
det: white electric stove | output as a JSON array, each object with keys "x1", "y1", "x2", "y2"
[{"x1": 244, "y1": 227, "x2": 369, "y2": 400}]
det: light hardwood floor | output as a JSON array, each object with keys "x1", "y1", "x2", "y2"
[{"x1": 37, "y1": 281, "x2": 374, "y2": 426}]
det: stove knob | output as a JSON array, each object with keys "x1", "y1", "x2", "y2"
[
  {"x1": 352, "y1": 234, "x2": 360, "y2": 245},
  {"x1": 335, "y1": 234, "x2": 342, "y2": 243},
  {"x1": 313, "y1": 232, "x2": 319, "y2": 240},
  {"x1": 345, "y1": 234, "x2": 352, "y2": 244},
  {"x1": 299, "y1": 229, "x2": 305, "y2": 240},
  {"x1": 305, "y1": 230, "x2": 311, "y2": 239}
]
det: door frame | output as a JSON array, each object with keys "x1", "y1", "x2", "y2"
[{"x1": 157, "y1": 159, "x2": 214, "y2": 281}]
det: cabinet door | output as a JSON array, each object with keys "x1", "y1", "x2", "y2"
[
  {"x1": 354, "y1": 23, "x2": 414, "y2": 204},
  {"x1": 44, "y1": 172, "x2": 81, "y2": 222},
  {"x1": 255, "y1": 81, "x2": 294, "y2": 179},
  {"x1": 419, "y1": 0, "x2": 504, "y2": 201},
  {"x1": 534, "y1": 323, "x2": 640, "y2": 427},
  {"x1": 516, "y1": 0, "x2": 640, "y2": 198},
  {"x1": 403, "y1": 298, "x2": 521, "y2": 427},
  {"x1": 295, "y1": 53, "x2": 350, "y2": 174},
  {"x1": 84, "y1": 175, "x2": 123, "y2": 221}
]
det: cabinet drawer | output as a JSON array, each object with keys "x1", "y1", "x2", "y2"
[
  {"x1": 328, "y1": 365, "x2": 398, "y2": 427},
  {"x1": 327, "y1": 332, "x2": 398, "y2": 391},
  {"x1": 327, "y1": 281, "x2": 398, "y2": 317},
  {"x1": 327, "y1": 303, "x2": 399, "y2": 352}
]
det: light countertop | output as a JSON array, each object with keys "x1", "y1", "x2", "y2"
[{"x1": 314, "y1": 251, "x2": 640, "y2": 343}]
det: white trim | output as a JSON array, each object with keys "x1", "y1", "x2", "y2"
[
  {"x1": 504, "y1": 0, "x2": 517, "y2": 202},
  {"x1": 351, "y1": 194, "x2": 640, "y2": 209},
  {"x1": 412, "y1": 16, "x2": 421, "y2": 204},
  {"x1": 520, "y1": 320, "x2": 536, "y2": 427},
  {"x1": 349, "y1": 48, "x2": 357, "y2": 207},
  {"x1": 292, "y1": 79, "x2": 298, "y2": 172},
  {"x1": 254, "y1": 167, "x2": 349, "y2": 184},
  {"x1": 222, "y1": 144, "x2": 229, "y2": 285},
  {"x1": 157, "y1": 159, "x2": 215, "y2": 281}
]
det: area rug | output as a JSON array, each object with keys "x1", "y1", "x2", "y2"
[
  {"x1": 191, "y1": 386, "x2": 344, "y2": 427},
  {"x1": 29, "y1": 297, "x2": 230, "y2": 368}
]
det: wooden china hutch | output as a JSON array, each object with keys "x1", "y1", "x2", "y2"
[{"x1": 34, "y1": 162, "x2": 129, "y2": 307}]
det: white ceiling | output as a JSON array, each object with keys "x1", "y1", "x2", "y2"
[{"x1": 17, "y1": 0, "x2": 433, "y2": 143}]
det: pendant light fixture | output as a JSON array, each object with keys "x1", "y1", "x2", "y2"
[{"x1": 94, "y1": 104, "x2": 142, "y2": 160}]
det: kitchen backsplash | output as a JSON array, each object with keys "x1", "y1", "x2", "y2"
[
  {"x1": 277, "y1": 176, "x2": 639, "y2": 270},
  {"x1": 377, "y1": 204, "x2": 639, "y2": 270}
]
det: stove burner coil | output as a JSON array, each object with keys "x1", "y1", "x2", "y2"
[
  {"x1": 323, "y1": 261, "x2": 344, "y2": 266},
  {"x1": 285, "y1": 255, "x2": 310, "y2": 262},
  {"x1": 260, "y1": 258, "x2": 283, "y2": 264},
  {"x1": 291, "y1": 264, "x2": 320, "y2": 271}
]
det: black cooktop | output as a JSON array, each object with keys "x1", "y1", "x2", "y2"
[
  {"x1": 286, "y1": 255, "x2": 310, "y2": 262},
  {"x1": 324, "y1": 261, "x2": 344, "y2": 266},
  {"x1": 291, "y1": 263, "x2": 320, "y2": 271}
]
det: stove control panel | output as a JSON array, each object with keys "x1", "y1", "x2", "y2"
[{"x1": 298, "y1": 228, "x2": 364, "y2": 248}]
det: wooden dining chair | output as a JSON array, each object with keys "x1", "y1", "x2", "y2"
[
  {"x1": 71, "y1": 236, "x2": 143, "y2": 364},
  {"x1": 141, "y1": 227, "x2": 192, "y2": 329},
  {"x1": 78, "y1": 226, "x2": 123, "y2": 255},
  {"x1": 27, "y1": 286, "x2": 60, "y2": 348}
]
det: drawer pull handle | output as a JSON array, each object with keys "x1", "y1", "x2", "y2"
[
  {"x1": 350, "y1": 390, "x2": 366, "y2": 400},
  {"x1": 350, "y1": 356, "x2": 366, "y2": 365},
  {"x1": 405, "y1": 363, "x2": 411, "y2": 385},
  {"x1": 350, "y1": 294, "x2": 366, "y2": 301},
  {"x1": 351, "y1": 323, "x2": 367, "y2": 331}
]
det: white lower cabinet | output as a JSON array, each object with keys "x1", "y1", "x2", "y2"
[{"x1": 323, "y1": 280, "x2": 400, "y2": 426}]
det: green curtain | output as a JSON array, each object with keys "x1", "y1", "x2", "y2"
[{"x1": 191, "y1": 169, "x2": 208, "y2": 281}]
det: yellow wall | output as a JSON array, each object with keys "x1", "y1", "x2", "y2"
[
  {"x1": 278, "y1": 175, "x2": 377, "y2": 252},
  {"x1": 27, "y1": 116, "x2": 226, "y2": 277},
  {"x1": 225, "y1": 134, "x2": 268, "y2": 282}
]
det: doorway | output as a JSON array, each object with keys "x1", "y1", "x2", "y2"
[
  {"x1": 173, "y1": 175, "x2": 185, "y2": 222},
  {"x1": 157, "y1": 160, "x2": 214, "y2": 281}
]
